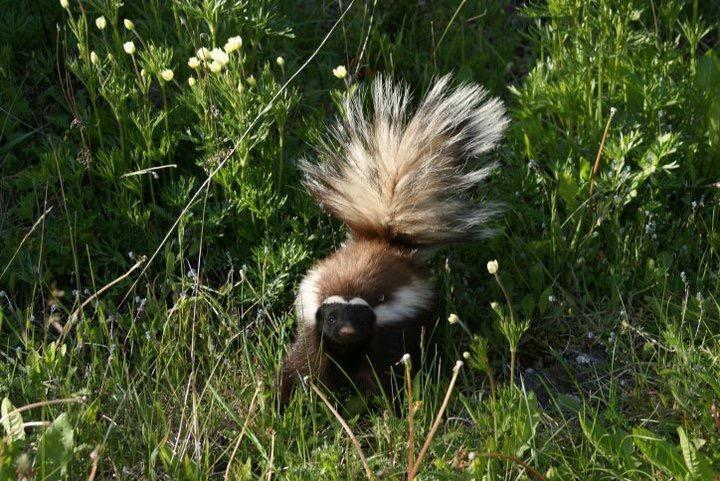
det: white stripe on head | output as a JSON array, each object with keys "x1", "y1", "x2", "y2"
[
  {"x1": 374, "y1": 277, "x2": 434, "y2": 325},
  {"x1": 322, "y1": 295, "x2": 347, "y2": 305},
  {"x1": 348, "y1": 297, "x2": 370, "y2": 306},
  {"x1": 296, "y1": 268, "x2": 323, "y2": 326}
]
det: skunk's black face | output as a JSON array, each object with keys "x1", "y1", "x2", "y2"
[{"x1": 316, "y1": 297, "x2": 376, "y2": 346}]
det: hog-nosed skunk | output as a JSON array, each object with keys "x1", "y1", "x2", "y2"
[{"x1": 279, "y1": 75, "x2": 508, "y2": 407}]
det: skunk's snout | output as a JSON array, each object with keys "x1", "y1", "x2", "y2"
[{"x1": 338, "y1": 324, "x2": 356, "y2": 338}]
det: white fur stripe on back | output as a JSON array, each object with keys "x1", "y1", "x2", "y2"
[
  {"x1": 374, "y1": 277, "x2": 433, "y2": 325},
  {"x1": 296, "y1": 268, "x2": 322, "y2": 326}
]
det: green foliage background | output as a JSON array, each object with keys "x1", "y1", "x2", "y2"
[{"x1": 1, "y1": 0, "x2": 719, "y2": 479}]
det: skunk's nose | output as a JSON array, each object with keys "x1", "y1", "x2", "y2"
[{"x1": 338, "y1": 325, "x2": 356, "y2": 338}]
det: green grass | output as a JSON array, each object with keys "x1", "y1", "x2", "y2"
[{"x1": 1, "y1": 0, "x2": 720, "y2": 479}]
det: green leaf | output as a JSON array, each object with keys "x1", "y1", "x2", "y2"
[
  {"x1": 677, "y1": 427, "x2": 716, "y2": 480},
  {"x1": 633, "y1": 427, "x2": 687, "y2": 478},
  {"x1": 1, "y1": 398, "x2": 25, "y2": 441},
  {"x1": 36, "y1": 413, "x2": 74, "y2": 481}
]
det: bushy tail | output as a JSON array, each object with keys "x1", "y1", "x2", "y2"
[{"x1": 300, "y1": 75, "x2": 508, "y2": 247}]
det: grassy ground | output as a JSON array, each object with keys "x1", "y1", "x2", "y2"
[{"x1": 1, "y1": 0, "x2": 720, "y2": 479}]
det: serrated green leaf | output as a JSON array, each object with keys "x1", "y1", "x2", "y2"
[
  {"x1": 1, "y1": 397, "x2": 25, "y2": 441},
  {"x1": 677, "y1": 427, "x2": 716, "y2": 480},
  {"x1": 633, "y1": 427, "x2": 687, "y2": 478}
]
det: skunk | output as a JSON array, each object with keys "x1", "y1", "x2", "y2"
[{"x1": 279, "y1": 75, "x2": 507, "y2": 407}]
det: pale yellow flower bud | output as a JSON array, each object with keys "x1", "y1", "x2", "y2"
[
  {"x1": 188, "y1": 56, "x2": 200, "y2": 69},
  {"x1": 463, "y1": 351, "x2": 471, "y2": 360},
  {"x1": 332, "y1": 65, "x2": 347, "y2": 79},
  {"x1": 160, "y1": 69, "x2": 174, "y2": 82},
  {"x1": 246, "y1": 75, "x2": 256, "y2": 87},
  {"x1": 95, "y1": 16, "x2": 107, "y2": 30},
  {"x1": 123, "y1": 41, "x2": 136, "y2": 55},
  {"x1": 224, "y1": 36, "x2": 242, "y2": 53},
  {"x1": 486, "y1": 260, "x2": 499, "y2": 275},
  {"x1": 209, "y1": 60, "x2": 223, "y2": 73},
  {"x1": 276, "y1": 56, "x2": 285, "y2": 67},
  {"x1": 123, "y1": 19, "x2": 135, "y2": 30},
  {"x1": 448, "y1": 313, "x2": 460, "y2": 325},
  {"x1": 188, "y1": 77, "x2": 196, "y2": 86},
  {"x1": 210, "y1": 48, "x2": 229, "y2": 66},
  {"x1": 90, "y1": 51, "x2": 99, "y2": 65},
  {"x1": 59, "y1": 0, "x2": 70, "y2": 9},
  {"x1": 196, "y1": 47, "x2": 211, "y2": 60}
]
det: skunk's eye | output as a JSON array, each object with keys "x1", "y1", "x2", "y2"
[{"x1": 327, "y1": 314, "x2": 337, "y2": 324}]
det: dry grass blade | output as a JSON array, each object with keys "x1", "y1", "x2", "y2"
[
  {"x1": 0, "y1": 206, "x2": 53, "y2": 280},
  {"x1": 224, "y1": 384, "x2": 262, "y2": 481},
  {"x1": 306, "y1": 379, "x2": 375, "y2": 481},
  {"x1": 408, "y1": 361, "x2": 463, "y2": 481}
]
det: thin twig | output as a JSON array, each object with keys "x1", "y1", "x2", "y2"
[
  {"x1": 87, "y1": 445, "x2": 103, "y2": 481},
  {"x1": 408, "y1": 361, "x2": 463, "y2": 480},
  {"x1": 588, "y1": 107, "x2": 617, "y2": 199},
  {"x1": 60, "y1": 256, "x2": 147, "y2": 341},
  {"x1": 121, "y1": 164, "x2": 177, "y2": 178},
  {"x1": 306, "y1": 379, "x2": 375, "y2": 481},
  {"x1": 0, "y1": 396, "x2": 86, "y2": 426}
]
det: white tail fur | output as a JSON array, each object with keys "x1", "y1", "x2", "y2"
[{"x1": 300, "y1": 75, "x2": 508, "y2": 247}]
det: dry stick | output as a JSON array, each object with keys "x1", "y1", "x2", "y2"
[
  {"x1": 224, "y1": 385, "x2": 262, "y2": 481},
  {"x1": 87, "y1": 445, "x2": 103, "y2": 481},
  {"x1": 118, "y1": 0, "x2": 356, "y2": 309},
  {"x1": 0, "y1": 396, "x2": 86, "y2": 426},
  {"x1": 0, "y1": 206, "x2": 53, "y2": 280},
  {"x1": 306, "y1": 380, "x2": 375, "y2": 481},
  {"x1": 60, "y1": 256, "x2": 147, "y2": 341},
  {"x1": 476, "y1": 452, "x2": 547, "y2": 481},
  {"x1": 587, "y1": 107, "x2": 617, "y2": 200},
  {"x1": 408, "y1": 361, "x2": 463, "y2": 481},
  {"x1": 403, "y1": 357, "x2": 415, "y2": 481}
]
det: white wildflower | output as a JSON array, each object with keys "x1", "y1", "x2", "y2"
[
  {"x1": 210, "y1": 47, "x2": 229, "y2": 66},
  {"x1": 486, "y1": 260, "x2": 499, "y2": 274},
  {"x1": 188, "y1": 56, "x2": 200, "y2": 69},
  {"x1": 224, "y1": 35, "x2": 242, "y2": 53},
  {"x1": 332, "y1": 65, "x2": 347, "y2": 79}
]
